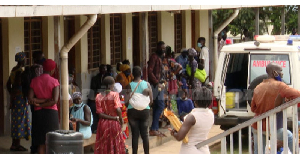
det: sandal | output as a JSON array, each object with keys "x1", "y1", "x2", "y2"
[
  {"x1": 10, "y1": 145, "x2": 28, "y2": 151},
  {"x1": 149, "y1": 130, "x2": 165, "y2": 137},
  {"x1": 162, "y1": 125, "x2": 171, "y2": 129},
  {"x1": 157, "y1": 131, "x2": 167, "y2": 137}
]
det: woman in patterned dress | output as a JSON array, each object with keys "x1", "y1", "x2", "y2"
[
  {"x1": 6, "y1": 52, "x2": 31, "y2": 151},
  {"x1": 94, "y1": 76, "x2": 125, "y2": 154}
]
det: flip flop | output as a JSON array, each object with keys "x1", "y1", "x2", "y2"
[
  {"x1": 149, "y1": 130, "x2": 165, "y2": 137},
  {"x1": 157, "y1": 131, "x2": 167, "y2": 137}
]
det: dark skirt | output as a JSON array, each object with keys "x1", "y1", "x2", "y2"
[{"x1": 32, "y1": 109, "x2": 59, "y2": 146}]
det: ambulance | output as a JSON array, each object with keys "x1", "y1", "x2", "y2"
[{"x1": 213, "y1": 35, "x2": 300, "y2": 131}]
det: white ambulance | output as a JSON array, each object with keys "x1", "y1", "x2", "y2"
[{"x1": 213, "y1": 35, "x2": 300, "y2": 131}]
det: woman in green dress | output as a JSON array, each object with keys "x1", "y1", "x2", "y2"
[{"x1": 6, "y1": 52, "x2": 31, "y2": 151}]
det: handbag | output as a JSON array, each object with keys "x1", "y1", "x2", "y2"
[{"x1": 128, "y1": 80, "x2": 150, "y2": 110}]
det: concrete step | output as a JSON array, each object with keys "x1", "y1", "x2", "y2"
[{"x1": 127, "y1": 128, "x2": 174, "y2": 154}]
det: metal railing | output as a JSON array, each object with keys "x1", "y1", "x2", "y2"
[{"x1": 196, "y1": 97, "x2": 300, "y2": 154}]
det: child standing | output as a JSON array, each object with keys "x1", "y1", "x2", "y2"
[{"x1": 177, "y1": 90, "x2": 194, "y2": 116}]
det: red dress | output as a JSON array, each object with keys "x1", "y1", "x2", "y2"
[{"x1": 94, "y1": 91, "x2": 125, "y2": 154}]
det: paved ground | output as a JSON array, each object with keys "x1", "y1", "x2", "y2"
[
  {"x1": 0, "y1": 125, "x2": 223, "y2": 154},
  {"x1": 139, "y1": 125, "x2": 223, "y2": 154}
]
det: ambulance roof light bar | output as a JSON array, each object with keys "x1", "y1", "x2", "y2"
[{"x1": 254, "y1": 35, "x2": 300, "y2": 42}]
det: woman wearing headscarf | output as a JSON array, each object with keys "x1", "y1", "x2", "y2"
[
  {"x1": 115, "y1": 64, "x2": 134, "y2": 88},
  {"x1": 69, "y1": 92, "x2": 93, "y2": 139},
  {"x1": 28, "y1": 59, "x2": 60, "y2": 154},
  {"x1": 6, "y1": 52, "x2": 31, "y2": 151},
  {"x1": 94, "y1": 76, "x2": 125, "y2": 154}
]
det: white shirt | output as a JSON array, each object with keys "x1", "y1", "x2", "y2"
[
  {"x1": 180, "y1": 108, "x2": 214, "y2": 154},
  {"x1": 200, "y1": 47, "x2": 209, "y2": 77}
]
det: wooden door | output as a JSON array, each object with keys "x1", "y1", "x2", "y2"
[
  {"x1": 64, "y1": 16, "x2": 76, "y2": 70},
  {"x1": 148, "y1": 12, "x2": 158, "y2": 54},
  {"x1": 110, "y1": 14, "x2": 122, "y2": 65},
  {"x1": 174, "y1": 13, "x2": 182, "y2": 53},
  {"x1": 0, "y1": 19, "x2": 4, "y2": 135},
  {"x1": 191, "y1": 11, "x2": 195, "y2": 49},
  {"x1": 132, "y1": 13, "x2": 140, "y2": 67}
]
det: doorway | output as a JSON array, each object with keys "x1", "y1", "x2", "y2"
[
  {"x1": 191, "y1": 10, "x2": 195, "y2": 49},
  {"x1": 64, "y1": 16, "x2": 76, "y2": 71},
  {"x1": 0, "y1": 19, "x2": 4, "y2": 135},
  {"x1": 132, "y1": 13, "x2": 141, "y2": 67}
]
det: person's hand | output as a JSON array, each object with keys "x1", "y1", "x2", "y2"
[
  {"x1": 33, "y1": 102, "x2": 40, "y2": 107},
  {"x1": 178, "y1": 81, "x2": 183, "y2": 86},
  {"x1": 28, "y1": 98, "x2": 35, "y2": 105},
  {"x1": 158, "y1": 83, "x2": 165, "y2": 89},
  {"x1": 70, "y1": 118, "x2": 79, "y2": 123},
  {"x1": 120, "y1": 118, "x2": 124, "y2": 127},
  {"x1": 170, "y1": 129, "x2": 178, "y2": 137}
]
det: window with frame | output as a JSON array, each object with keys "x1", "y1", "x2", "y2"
[
  {"x1": 88, "y1": 17, "x2": 101, "y2": 69},
  {"x1": 110, "y1": 14, "x2": 122, "y2": 65},
  {"x1": 24, "y1": 17, "x2": 43, "y2": 66},
  {"x1": 174, "y1": 12, "x2": 182, "y2": 53},
  {"x1": 148, "y1": 12, "x2": 158, "y2": 54}
]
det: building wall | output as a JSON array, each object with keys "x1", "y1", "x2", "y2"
[
  {"x1": 2, "y1": 17, "x2": 24, "y2": 135},
  {"x1": 42, "y1": 16, "x2": 55, "y2": 60},
  {"x1": 182, "y1": 10, "x2": 192, "y2": 49},
  {"x1": 0, "y1": 10, "x2": 212, "y2": 135},
  {"x1": 158, "y1": 11, "x2": 175, "y2": 50}
]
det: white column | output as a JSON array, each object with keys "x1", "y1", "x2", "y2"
[
  {"x1": 122, "y1": 13, "x2": 133, "y2": 65},
  {"x1": 101, "y1": 14, "x2": 111, "y2": 64},
  {"x1": 2, "y1": 17, "x2": 24, "y2": 135},
  {"x1": 182, "y1": 10, "x2": 192, "y2": 48},
  {"x1": 158, "y1": 11, "x2": 175, "y2": 49}
]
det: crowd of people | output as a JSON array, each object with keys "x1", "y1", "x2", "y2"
[
  {"x1": 7, "y1": 35, "x2": 214, "y2": 154},
  {"x1": 85, "y1": 38, "x2": 214, "y2": 154}
]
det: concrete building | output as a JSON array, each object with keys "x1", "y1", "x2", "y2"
[{"x1": 0, "y1": 5, "x2": 273, "y2": 135}]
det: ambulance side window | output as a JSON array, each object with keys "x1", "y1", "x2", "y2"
[
  {"x1": 224, "y1": 53, "x2": 249, "y2": 91},
  {"x1": 250, "y1": 54, "x2": 290, "y2": 85}
]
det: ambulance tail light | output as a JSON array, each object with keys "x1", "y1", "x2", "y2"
[{"x1": 211, "y1": 96, "x2": 218, "y2": 115}]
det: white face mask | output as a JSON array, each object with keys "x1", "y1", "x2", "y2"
[{"x1": 74, "y1": 102, "x2": 83, "y2": 107}]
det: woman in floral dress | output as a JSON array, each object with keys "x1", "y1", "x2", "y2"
[{"x1": 6, "y1": 52, "x2": 31, "y2": 151}]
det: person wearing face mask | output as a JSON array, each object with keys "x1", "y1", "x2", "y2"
[
  {"x1": 251, "y1": 62, "x2": 300, "y2": 154},
  {"x1": 69, "y1": 92, "x2": 93, "y2": 139},
  {"x1": 115, "y1": 64, "x2": 133, "y2": 89},
  {"x1": 148, "y1": 41, "x2": 167, "y2": 137},
  {"x1": 197, "y1": 37, "x2": 209, "y2": 78}
]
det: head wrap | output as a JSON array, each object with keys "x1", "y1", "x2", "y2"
[
  {"x1": 43, "y1": 59, "x2": 56, "y2": 72},
  {"x1": 113, "y1": 83, "x2": 123, "y2": 93},
  {"x1": 72, "y1": 92, "x2": 82, "y2": 100},
  {"x1": 188, "y1": 48, "x2": 197, "y2": 57},
  {"x1": 15, "y1": 52, "x2": 26, "y2": 62},
  {"x1": 120, "y1": 64, "x2": 130, "y2": 72}
]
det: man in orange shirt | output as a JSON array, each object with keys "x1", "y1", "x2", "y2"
[{"x1": 251, "y1": 62, "x2": 300, "y2": 154}]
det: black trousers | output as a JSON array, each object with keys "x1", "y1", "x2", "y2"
[{"x1": 127, "y1": 109, "x2": 150, "y2": 154}]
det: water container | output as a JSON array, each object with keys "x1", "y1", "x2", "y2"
[
  {"x1": 46, "y1": 130, "x2": 83, "y2": 154},
  {"x1": 226, "y1": 92, "x2": 235, "y2": 109}
]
